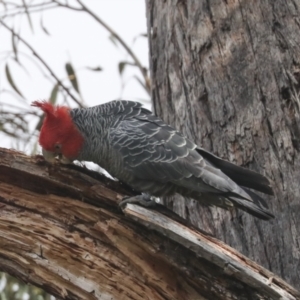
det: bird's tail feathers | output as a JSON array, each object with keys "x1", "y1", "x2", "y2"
[
  {"x1": 228, "y1": 189, "x2": 275, "y2": 220},
  {"x1": 194, "y1": 188, "x2": 274, "y2": 220}
]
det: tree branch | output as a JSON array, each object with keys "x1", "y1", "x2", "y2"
[
  {"x1": 0, "y1": 2, "x2": 58, "y2": 19},
  {"x1": 0, "y1": 147, "x2": 298, "y2": 300},
  {"x1": 53, "y1": 0, "x2": 151, "y2": 94},
  {"x1": 0, "y1": 20, "x2": 83, "y2": 108}
]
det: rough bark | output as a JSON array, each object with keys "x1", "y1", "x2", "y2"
[
  {"x1": 0, "y1": 147, "x2": 299, "y2": 299},
  {"x1": 146, "y1": 0, "x2": 300, "y2": 290}
]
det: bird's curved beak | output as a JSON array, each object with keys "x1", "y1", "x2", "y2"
[
  {"x1": 42, "y1": 148, "x2": 56, "y2": 163},
  {"x1": 60, "y1": 155, "x2": 73, "y2": 164},
  {"x1": 42, "y1": 148, "x2": 73, "y2": 164}
]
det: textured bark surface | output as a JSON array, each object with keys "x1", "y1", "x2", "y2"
[
  {"x1": 1, "y1": 148, "x2": 299, "y2": 300},
  {"x1": 146, "y1": 0, "x2": 300, "y2": 290}
]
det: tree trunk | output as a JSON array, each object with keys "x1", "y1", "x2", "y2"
[
  {"x1": 146, "y1": 0, "x2": 300, "y2": 290},
  {"x1": 1, "y1": 148, "x2": 299, "y2": 299}
]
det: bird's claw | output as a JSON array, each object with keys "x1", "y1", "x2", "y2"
[{"x1": 119, "y1": 194, "x2": 159, "y2": 210}]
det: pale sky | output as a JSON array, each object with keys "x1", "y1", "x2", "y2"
[{"x1": 0, "y1": 0, "x2": 150, "y2": 151}]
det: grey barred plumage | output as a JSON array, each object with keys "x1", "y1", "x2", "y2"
[{"x1": 69, "y1": 100, "x2": 274, "y2": 220}]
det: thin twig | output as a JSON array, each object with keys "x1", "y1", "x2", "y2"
[
  {"x1": 53, "y1": 0, "x2": 151, "y2": 94},
  {"x1": 77, "y1": 0, "x2": 150, "y2": 94},
  {"x1": 0, "y1": 2, "x2": 57, "y2": 19},
  {"x1": 0, "y1": 20, "x2": 84, "y2": 108}
]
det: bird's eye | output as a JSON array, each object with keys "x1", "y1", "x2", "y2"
[{"x1": 54, "y1": 144, "x2": 62, "y2": 151}]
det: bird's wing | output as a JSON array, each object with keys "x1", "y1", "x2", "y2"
[{"x1": 109, "y1": 110, "x2": 249, "y2": 197}]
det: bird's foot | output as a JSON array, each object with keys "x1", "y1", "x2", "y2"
[
  {"x1": 119, "y1": 194, "x2": 160, "y2": 210},
  {"x1": 266, "y1": 276, "x2": 274, "y2": 286}
]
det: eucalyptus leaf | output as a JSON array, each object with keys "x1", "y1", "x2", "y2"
[
  {"x1": 49, "y1": 84, "x2": 59, "y2": 104},
  {"x1": 5, "y1": 64, "x2": 24, "y2": 98},
  {"x1": 109, "y1": 34, "x2": 118, "y2": 48},
  {"x1": 40, "y1": 16, "x2": 50, "y2": 36},
  {"x1": 22, "y1": 0, "x2": 34, "y2": 33},
  {"x1": 65, "y1": 62, "x2": 80, "y2": 94},
  {"x1": 11, "y1": 33, "x2": 18, "y2": 62},
  {"x1": 118, "y1": 61, "x2": 126, "y2": 75},
  {"x1": 86, "y1": 66, "x2": 103, "y2": 72}
]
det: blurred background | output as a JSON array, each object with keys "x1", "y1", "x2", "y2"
[{"x1": 0, "y1": 0, "x2": 149, "y2": 299}]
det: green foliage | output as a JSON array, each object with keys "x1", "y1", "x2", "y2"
[
  {"x1": 5, "y1": 63, "x2": 24, "y2": 98},
  {"x1": 65, "y1": 62, "x2": 80, "y2": 95},
  {"x1": 49, "y1": 84, "x2": 59, "y2": 105}
]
